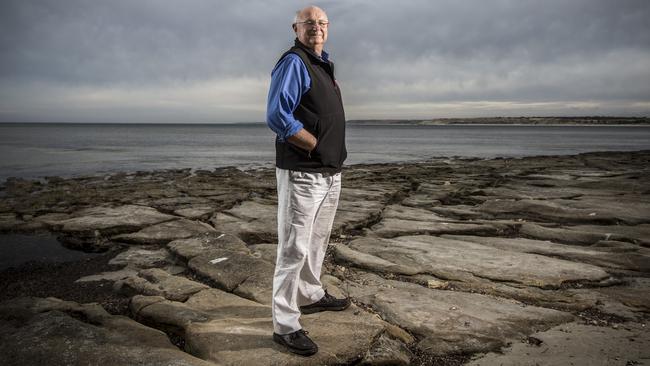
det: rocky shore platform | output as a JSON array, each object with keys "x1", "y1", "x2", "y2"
[{"x1": 1, "y1": 150, "x2": 649, "y2": 366}]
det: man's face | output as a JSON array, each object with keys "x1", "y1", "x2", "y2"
[{"x1": 293, "y1": 8, "x2": 328, "y2": 50}]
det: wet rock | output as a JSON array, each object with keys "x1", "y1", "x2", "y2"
[
  {"x1": 0, "y1": 213, "x2": 24, "y2": 231},
  {"x1": 0, "y1": 297, "x2": 213, "y2": 366},
  {"x1": 344, "y1": 272, "x2": 574, "y2": 356},
  {"x1": 345, "y1": 235, "x2": 610, "y2": 288},
  {"x1": 18, "y1": 212, "x2": 72, "y2": 231},
  {"x1": 466, "y1": 321, "x2": 650, "y2": 366},
  {"x1": 112, "y1": 219, "x2": 217, "y2": 244}
]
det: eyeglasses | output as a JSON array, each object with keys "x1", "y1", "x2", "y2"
[{"x1": 295, "y1": 20, "x2": 329, "y2": 28}]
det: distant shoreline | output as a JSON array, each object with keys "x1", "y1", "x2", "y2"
[
  {"x1": 347, "y1": 116, "x2": 650, "y2": 126},
  {"x1": 1, "y1": 116, "x2": 649, "y2": 126}
]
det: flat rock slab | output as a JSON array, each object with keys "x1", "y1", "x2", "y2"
[
  {"x1": 371, "y1": 218, "x2": 506, "y2": 238},
  {"x1": 115, "y1": 268, "x2": 209, "y2": 302},
  {"x1": 75, "y1": 267, "x2": 139, "y2": 283},
  {"x1": 566, "y1": 224, "x2": 650, "y2": 246},
  {"x1": 467, "y1": 321, "x2": 650, "y2": 366},
  {"x1": 108, "y1": 246, "x2": 174, "y2": 268},
  {"x1": 249, "y1": 243, "x2": 278, "y2": 264},
  {"x1": 480, "y1": 185, "x2": 587, "y2": 200},
  {"x1": 112, "y1": 219, "x2": 217, "y2": 244},
  {"x1": 344, "y1": 272, "x2": 574, "y2": 355},
  {"x1": 210, "y1": 200, "x2": 277, "y2": 244},
  {"x1": 333, "y1": 199, "x2": 384, "y2": 234},
  {"x1": 519, "y1": 222, "x2": 611, "y2": 245},
  {"x1": 334, "y1": 244, "x2": 421, "y2": 275},
  {"x1": 168, "y1": 233, "x2": 249, "y2": 261},
  {"x1": 0, "y1": 297, "x2": 214, "y2": 366},
  {"x1": 333, "y1": 185, "x2": 397, "y2": 233},
  {"x1": 43, "y1": 204, "x2": 176, "y2": 235},
  {"x1": 520, "y1": 222, "x2": 650, "y2": 246},
  {"x1": 383, "y1": 204, "x2": 454, "y2": 222},
  {"x1": 442, "y1": 235, "x2": 650, "y2": 273},
  {"x1": 591, "y1": 277, "x2": 650, "y2": 313},
  {"x1": 344, "y1": 235, "x2": 610, "y2": 288},
  {"x1": 131, "y1": 288, "x2": 387, "y2": 366},
  {"x1": 477, "y1": 198, "x2": 650, "y2": 225},
  {"x1": 188, "y1": 250, "x2": 275, "y2": 304},
  {"x1": 174, "y1": 206, "x2": 215, "y2": 219}
]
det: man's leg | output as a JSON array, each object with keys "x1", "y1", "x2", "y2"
[
  {"x1": 272, "y1": 168, "x2": 335, "y2": 335},
  {"x1": 297, "y1": 172, "x2": 341, "y2": 306}
]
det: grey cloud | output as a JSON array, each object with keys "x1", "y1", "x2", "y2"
[
  {"x1": 0, "y1": 0, "x2": 299, "y2": 84},
  {"x1": 0, "y1": 0, "x2": 649, "y2": 121}
]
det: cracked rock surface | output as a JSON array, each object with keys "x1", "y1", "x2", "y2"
[{"x1": 1, "y1": 151, "x2": 649, "y2": 365}]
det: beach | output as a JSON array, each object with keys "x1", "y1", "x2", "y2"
[{"x1": 1, "y1": 150, "x2": 649, "y2": 365}]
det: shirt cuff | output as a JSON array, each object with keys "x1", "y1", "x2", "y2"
[{"x1": 283, "y1": 121, "x2": 304, "y2": 140}]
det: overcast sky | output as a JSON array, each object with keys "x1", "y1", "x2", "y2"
[{"x1": 1, "y1": 0, "x2": 649, "y2": 123}]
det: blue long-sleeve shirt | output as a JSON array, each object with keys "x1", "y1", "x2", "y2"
[{"x1": 266, "y1": 51, "x2": 330, "y2": 141}]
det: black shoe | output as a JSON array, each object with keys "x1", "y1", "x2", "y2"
[
  {"x1": 273, "y1": 329, "x2": 318, "y2": 356},
  {"x1": 300, "y1": 290, "x2": 351, "y2": 314}
]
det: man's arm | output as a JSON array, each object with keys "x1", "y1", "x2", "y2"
[
  {"x1": 287, "y1": 128, "x2": 317, "y2": 152},
  {"x1": 266, "y1": 53, "x2": 316, "y2": 152}
]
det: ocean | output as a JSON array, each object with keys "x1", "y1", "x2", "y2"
[{"x1": 1, "y1": 122, "x2": 649, "y2": 182}]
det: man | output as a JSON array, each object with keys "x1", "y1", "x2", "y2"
[{"x1": 266, "y1": 5, "x2": 350, "y2": 357}]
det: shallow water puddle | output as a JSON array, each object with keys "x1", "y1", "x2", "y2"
[{"x1": 0, "y1": 233, "x2": 101, "y2": 270}]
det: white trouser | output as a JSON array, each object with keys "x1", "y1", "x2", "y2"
[{"x1": 272, "y1": 168, "x2": 341, "y2": 334}]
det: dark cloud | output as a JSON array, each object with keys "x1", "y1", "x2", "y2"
[{"x1": 0, "y1": 0, "x2": 649, "y2": 122}]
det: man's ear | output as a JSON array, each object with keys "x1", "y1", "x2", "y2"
[{"x1": 292, "y1": 23, "x2": 297, "y2": 32}]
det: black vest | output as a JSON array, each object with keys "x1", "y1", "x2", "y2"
[{"x1": 275, "y1": 40, "x2": 347, "y2": 173}]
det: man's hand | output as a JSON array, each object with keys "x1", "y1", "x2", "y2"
[{"x1": 287, "y1": 128, "x2": 318, "y2": 153}]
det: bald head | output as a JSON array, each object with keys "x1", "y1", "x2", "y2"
[
  {"x1": 294, "y1": 6, "x2": 327, "y2": 23},
  {"x1": 292, "y1": 6, "x2": 329, "y2": 55}
]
